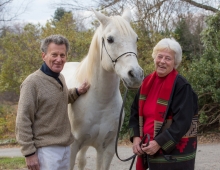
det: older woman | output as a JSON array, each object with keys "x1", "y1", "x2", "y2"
[{"x1": 129, "y1": 38, "x2": 198, "y2": 170}]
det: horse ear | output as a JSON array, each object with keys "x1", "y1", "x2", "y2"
[
  {"x1": 122, "y1": 8, "x2": 131, "y2": 23},
  {"x1": 93, "y1": 10, "x2": 110, "y2": 27}
]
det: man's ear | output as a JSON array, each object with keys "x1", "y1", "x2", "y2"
[{"x1": 42, "y1": 52, "x2": 46, "y2": 61}]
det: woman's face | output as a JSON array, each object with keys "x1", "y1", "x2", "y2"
[{"x1": 154, "y1": 49, "x2": 175, "y2": 77}]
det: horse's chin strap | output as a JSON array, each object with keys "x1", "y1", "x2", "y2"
[{"x1": 101, "y1": 37, "x2": 137, "y2": 67}]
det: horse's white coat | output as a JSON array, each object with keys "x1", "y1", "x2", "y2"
[{"x1": 61, "y1": 9, "x2": 144, "y2": 170}]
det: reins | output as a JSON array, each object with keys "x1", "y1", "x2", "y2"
[
  {"x1": 114, "y1": 76, "x2": 181, "y2": 169},
  {"x1": 101, "y1": 37, "x2": 137, "y2": 67},
  {"x1": 114, "y1": 87, "x2": 150, "y2": 170}
]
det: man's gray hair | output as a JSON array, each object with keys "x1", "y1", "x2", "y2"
[{"x1": 40, "y1": 34, "x2": 70, "y2": 54}]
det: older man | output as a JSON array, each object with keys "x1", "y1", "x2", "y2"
[{"x1": 16, "y1": 35, "x2": 90, "y2": 170}]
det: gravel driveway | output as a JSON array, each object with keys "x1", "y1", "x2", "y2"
[{"x1": 1, "y1": 144, "x2": 220, "y2": 170}]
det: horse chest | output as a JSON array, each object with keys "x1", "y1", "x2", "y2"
[{"x1": 75, "y1": 108, "x2": 120, "y2": 142}]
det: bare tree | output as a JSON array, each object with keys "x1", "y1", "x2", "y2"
[
  {"x1": 53, "y1": 0, "x2": 219, "y2": 34},
  {"x1": 51, "y1": 0, "x2": 97, "y2": 11},
  {"x1": 0, "y1": 0, "x2": 13, "y2": 22},
  {"x1": 93, "y1": 0, "x2": 218, "y2": 33},
  {"x1": 97, "y1": 0, "x2": 219, "y2": 12},
  {"x1": 181, "y1": 0, "x2": 219, "y2": 12},
  {"x1": 0, "y1": 0, "x2": 30, "y2": 23}
]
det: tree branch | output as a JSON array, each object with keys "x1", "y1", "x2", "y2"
[
  {"x1": 181, "y1": 0, "x2": 219, "y2": 12},
  {"x1": 0, "y1": 0, "x2": 13, "y2": 7}
]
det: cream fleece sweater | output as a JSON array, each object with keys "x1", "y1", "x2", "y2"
[{"x1": 16, "y1": 69, "x2": 78, "y2": 156}]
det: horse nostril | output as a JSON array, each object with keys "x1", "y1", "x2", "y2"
[{"x1": 128, "y1": 70, "x2": 134, "y2": 78}]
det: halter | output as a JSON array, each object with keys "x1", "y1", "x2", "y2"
[{"x1": 101, "y1": 37, "x2": 137, "y2": 67}]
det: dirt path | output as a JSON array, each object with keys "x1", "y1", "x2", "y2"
[{"x1": 1, "y1": 143, "x2": 220, "y2": 170}]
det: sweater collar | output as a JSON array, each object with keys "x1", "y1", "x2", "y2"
[{"x1": 40, "y1": 62, "x2": 60, "y2": 78}]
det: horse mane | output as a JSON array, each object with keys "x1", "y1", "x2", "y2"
[
  {"x1": 75, "y1": 28, "x2": 100, "y2": 84},
  {"x1": 75, "y1": 15, "x2": 135, "y2": 84}
]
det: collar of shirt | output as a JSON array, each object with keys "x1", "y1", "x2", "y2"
[{"x1": 40, "y1": 62, "x2": 60, "y2": 78}]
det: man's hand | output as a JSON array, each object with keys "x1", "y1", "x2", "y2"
[
  {"x1": 25, "y1": 153, "x2": 40, "y2": 170},
  {"x1": 77, "y1": 81, "x2": 90, "y2": 95},
  {"x1": 132, "y1": 137, "x2": 145, "y2": 156}
]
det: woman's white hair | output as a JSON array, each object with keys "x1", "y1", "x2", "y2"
[{"x1": 152, "y1": 38, "x2": 182, "y2": 69}]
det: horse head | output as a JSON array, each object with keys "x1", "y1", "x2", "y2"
[{"x1": 94, "y1": 9, "x2": 144, "y2": 89}]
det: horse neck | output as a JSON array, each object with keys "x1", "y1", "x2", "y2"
[
  {"x1": 84, "y1": 30, "x2": 120, "y2": 97},
  {"x1": 91, "y1": 59, "x2": 120, "y2": 98},
  {"x1": 92, "y1": 61, "x2": 120, "y2": 88}
]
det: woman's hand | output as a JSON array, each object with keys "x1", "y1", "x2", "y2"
[
  {"x1": 141, "y1": 140, "x2": 161, "y2": 155},
  {"x1": 132, "y1": 137, "x2": 145, "y2": 156}
]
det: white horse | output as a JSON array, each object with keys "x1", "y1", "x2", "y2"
[{"x1": 61, "y1": 9, "x2": 144, "y2": 170}]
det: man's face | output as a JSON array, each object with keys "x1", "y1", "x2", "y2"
[{"x1": 42, "y1": 43, "x2": 67, "y2": 73}]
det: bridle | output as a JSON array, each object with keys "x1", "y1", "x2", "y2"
[{"x1": 101, "y1": 37, "x2": 137, "y2": 67}]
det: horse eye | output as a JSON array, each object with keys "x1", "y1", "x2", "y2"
[
  {"x1": 107, "y1": 36, "x2": 114, "y2": 43},
  {"x1": 137, "y1": 37, "x2": 139, "y2": 42}
]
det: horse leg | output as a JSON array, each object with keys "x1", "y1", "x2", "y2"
[
  {"x1": 96, "y1": 131, "x2": 116, "y2": 170},
  {"x1": 96, "y1": 148, "x2": 104, "y2": 170},
  {"x1": 77, "y1": 146, "x2": 89, "y2": 170},
  {"x1": 69, "y1": 141, "x2": 80, "y2": 170},
  {"x1": 102, "y1": 141, "x2": 115, "y2": 170},
  {"x1": 96, "y1": 144, "x2": 114, "y2": 170}
]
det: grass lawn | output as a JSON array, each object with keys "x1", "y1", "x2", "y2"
[{"x1": 0, "y1": 157, "x2": 26, "y2": 170}]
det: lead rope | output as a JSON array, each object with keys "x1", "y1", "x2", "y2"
[{"x1": 114, "y1": 87, "x2": 150, "y2": 170}]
